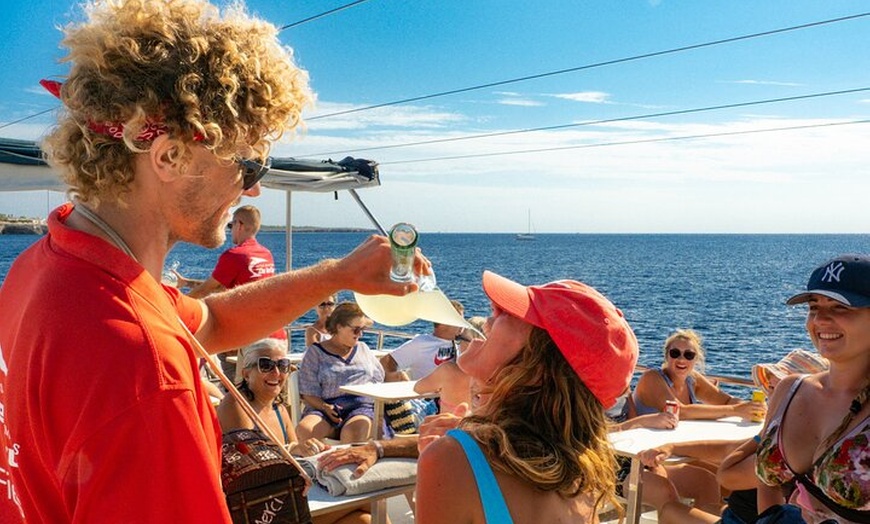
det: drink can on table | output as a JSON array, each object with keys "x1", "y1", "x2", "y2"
[
  {"x1": 664, "y1": 400, "x2": 680, "y2": 418},
  {"x1": 751, "y1": 390, "x2": 767, "y2": 422}
]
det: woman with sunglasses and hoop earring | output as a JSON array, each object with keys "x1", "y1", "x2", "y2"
[
  {"x1": 305, "y1": 294, "x2": 337, "y2": 347},
  {"x1": 633, "y1": 329, "x2": 765, "y2": 421},
  {"x1": 297, "y1": 302, "x2": 385, "y2": 445},
  {"x1": 217, "y1": 338, "x2": 323, "y2": 454}
]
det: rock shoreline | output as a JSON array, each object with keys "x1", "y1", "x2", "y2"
[
  {"x1": 0, "y1": 222, "x2": 370, "y2": 235},
  {"x1": 0, "y1": 223, "x2": 47, "y2": 235}
]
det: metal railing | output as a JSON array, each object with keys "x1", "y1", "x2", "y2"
[
  {"x1": 286, "y1": 325, "x2": 756, "y2": 390},
  {"x1": 286, "y1": 323, "x2": 415, "y2": 352}
]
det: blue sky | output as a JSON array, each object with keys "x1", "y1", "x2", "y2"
[{"x1": 1, "y1": 0, "x2": 869, "y2": 233}]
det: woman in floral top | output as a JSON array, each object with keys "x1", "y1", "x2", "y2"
[{"x1": 755, "y1": 255, "x2": 870, "y2": 523}]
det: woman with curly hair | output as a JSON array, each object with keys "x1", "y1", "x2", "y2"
[
  {"x1": 415, "y1": 271, "x2": 639, "y2": 523},
  {"x1": 0, "y1": 1, "x2": 427, "y2": 522}
]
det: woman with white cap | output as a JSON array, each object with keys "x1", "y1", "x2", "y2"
[
  {"x1": 415, "y1": 271, "x2": 639, "y2": 523},
  {"x1": 755, "y1": 254, "x2": 870, "y2": 524}
]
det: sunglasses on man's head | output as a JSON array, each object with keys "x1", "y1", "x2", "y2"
[
  {"x1": 318, "y1": 301, "x2": 336, "y2": 308},
  {"x1": 237, "y1": 156, "x2": 272, "y2": 190},
  {"x1": 667, "y1": 348, "x2": 696, "y2": 361},
  {"x1": 256, "y1": 356, "x2": 291, "y2": 374}
]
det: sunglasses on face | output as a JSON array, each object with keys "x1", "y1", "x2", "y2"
[
  {"x1": 256, "y1": 357, "x2": 292, "y2": 374},
  {"x1": 345, "y1": 325, "x2": 365, "y2": 335},
  {"x1": 237, "y1": 156, "x2": 272, "y2": 190},
  {"x1": 455, "y1": 332, "x2": 472, "y2": 343},
  {"x1": 667, "y1": 348, "x2": 697, "y2": 361},
  {"x1": 318, "y1": 301, "x2": 336, "y2": 308}
]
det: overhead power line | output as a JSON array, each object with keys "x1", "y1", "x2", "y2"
[
  {"x1": 4, "y1": 11, "x2": 867, "y2": 132},
  {"x1": 0, "y1": 108, "x2": 56, "y2": 132},
  {"x1": 0, "y1": 1, "x2": 373, "y2": 130},
  {"x1": 307, "y1": 12, "x2": 870, "y2": 121},
  {"x1": 279, "y1": 0, "x2": 373, "y2": 31},
  {"x1": 379, "y1": 118, "x2": 870, "y2": 165},
  {"x1": 299, "y1": 86, "x2": 870, "y2": 158}
]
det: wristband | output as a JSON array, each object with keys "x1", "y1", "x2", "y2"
[{"x1": 370, "y1": 439, "x2": 384, "y2": 459}]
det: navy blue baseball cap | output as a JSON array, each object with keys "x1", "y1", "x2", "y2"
[{"x1": 787, "y1": 254, "x2": 870, "y2": 307}]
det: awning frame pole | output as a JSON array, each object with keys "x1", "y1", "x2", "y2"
[
  {"x1": 348, "y1": 189, "x2": 388, "y2": 236},
  {"x1": 292, "y1": 191, "x2": 293, "y2": 271}
]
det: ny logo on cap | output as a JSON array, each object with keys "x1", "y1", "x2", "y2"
[{"x1": 821, "y1": 261, "x2": 845, "y2": 283}]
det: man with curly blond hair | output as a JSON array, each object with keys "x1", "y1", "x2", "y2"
[{"x1": 0, "y1": 1, "x2": 427, "y2": 522}]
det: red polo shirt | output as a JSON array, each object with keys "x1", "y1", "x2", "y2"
[{"x1": 0, "y1": 203, "x2": 229, "y2": 523}]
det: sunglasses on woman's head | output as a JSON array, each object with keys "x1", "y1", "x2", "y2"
[
  {"x1": 237, "y1": 156, "x2": 272, "y2": 190},
  {"x1": 318, "y1": 301, "x2": 336, "y2": 308},
  {"x1": 256, "y1": 357, "x2": 291, "y2": 374},
  {"x1": 667, "y1": 348, "x2": 696, "y2": 361}
]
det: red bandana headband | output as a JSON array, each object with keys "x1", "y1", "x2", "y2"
[{"x1": 40, "y1": 79, "x2": 204, "y2": 142}]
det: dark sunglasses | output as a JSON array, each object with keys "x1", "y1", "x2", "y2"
[
  {"x1": 256, "y1": 357, "x2": 291, "y2": 374},
  {"x1": 346, "y1": 325, "x2": 365, "y2": 335},
  {"x1": 237, "y1": 156, "x2": 272, "y2": 190},
  {"x1": 667, "y1": 348, "x2": 697, "y2": 361},
  {"x1": 318, "y1": 301, "x2": 336, "y2": 308}
]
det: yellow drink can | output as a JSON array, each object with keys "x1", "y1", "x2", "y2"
[{"x1": 751, "y1": 390, "x2": 767, "y2": 422}]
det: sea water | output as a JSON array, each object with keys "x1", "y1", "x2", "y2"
[{"x1": 3, "y1": 232, "x2": 869, "y2": 386}]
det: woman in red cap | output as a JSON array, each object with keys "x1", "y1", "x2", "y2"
[{"x1": 415, "y1": 271, "x2": 639, "y2": 523}]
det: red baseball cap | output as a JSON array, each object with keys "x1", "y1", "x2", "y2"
[{"x1": 482, "y1": 271, "x2": 638, "y2": 408}]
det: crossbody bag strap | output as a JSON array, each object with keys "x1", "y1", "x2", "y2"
[
  {"x1": 176, "y1": 318, "x2": 312, "y2": 490},
  {"x1": 793, "y1": 472, "x2": 870, "y2": 523}
]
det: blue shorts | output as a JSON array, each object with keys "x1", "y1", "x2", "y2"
[{"x1": 303, "y1": 394, "x2": 375, "y2": 430}]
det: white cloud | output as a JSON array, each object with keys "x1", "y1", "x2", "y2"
[
  {"x1": 302, "y1": 101, "x2": 466, "y2": 132},
  {"x1": 490, "y1": 92, "x2": 544, "y2": 107},
  {"x1": 551, "y1": 91, "x2": 612, "y2": 104},
  {"x1": 495, "y1": 98, "x2": 543, "y2": 107},
  {"x1": 4, "y1": 98, "x2": 870, "y2": 233}
]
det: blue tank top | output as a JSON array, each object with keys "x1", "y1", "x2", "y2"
[
  {"x1": 274, "y1": 404, "x2": 289, "y2": 444},
  {"x1": 632, "y1": 369, "x2": 699, "y2": 416},
  {"x1": 448, "y1": 429, "x2": 513, "y2": 524},
  {"x1": 254, "y1": 404, "x2": 289, "y2": 444}
]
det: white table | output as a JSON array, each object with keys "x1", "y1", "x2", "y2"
[
  {"x1": 307, "y1": 483, "x2": 414, "y2": 524},
  {"x1": 609, "y1": 417, "x2": 762, "y2": 524},
  {"x1": 339, "y1": 381, "x2": 438, "y2": 439}
]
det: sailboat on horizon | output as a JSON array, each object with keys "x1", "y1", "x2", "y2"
[{"x1": 515, "y1": 209, "x2": 535, "y2": 241}]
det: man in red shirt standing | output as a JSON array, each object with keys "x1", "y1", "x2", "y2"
[
  {"x1": 177, "y1": 205, "x2": 287, "y2": 381},
  {"x1": 0, "y1": 1, "x2": 428, "y2": 522},
  {"x1": 181, "y1": 205, "x2": 278, "y2": 299}
]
